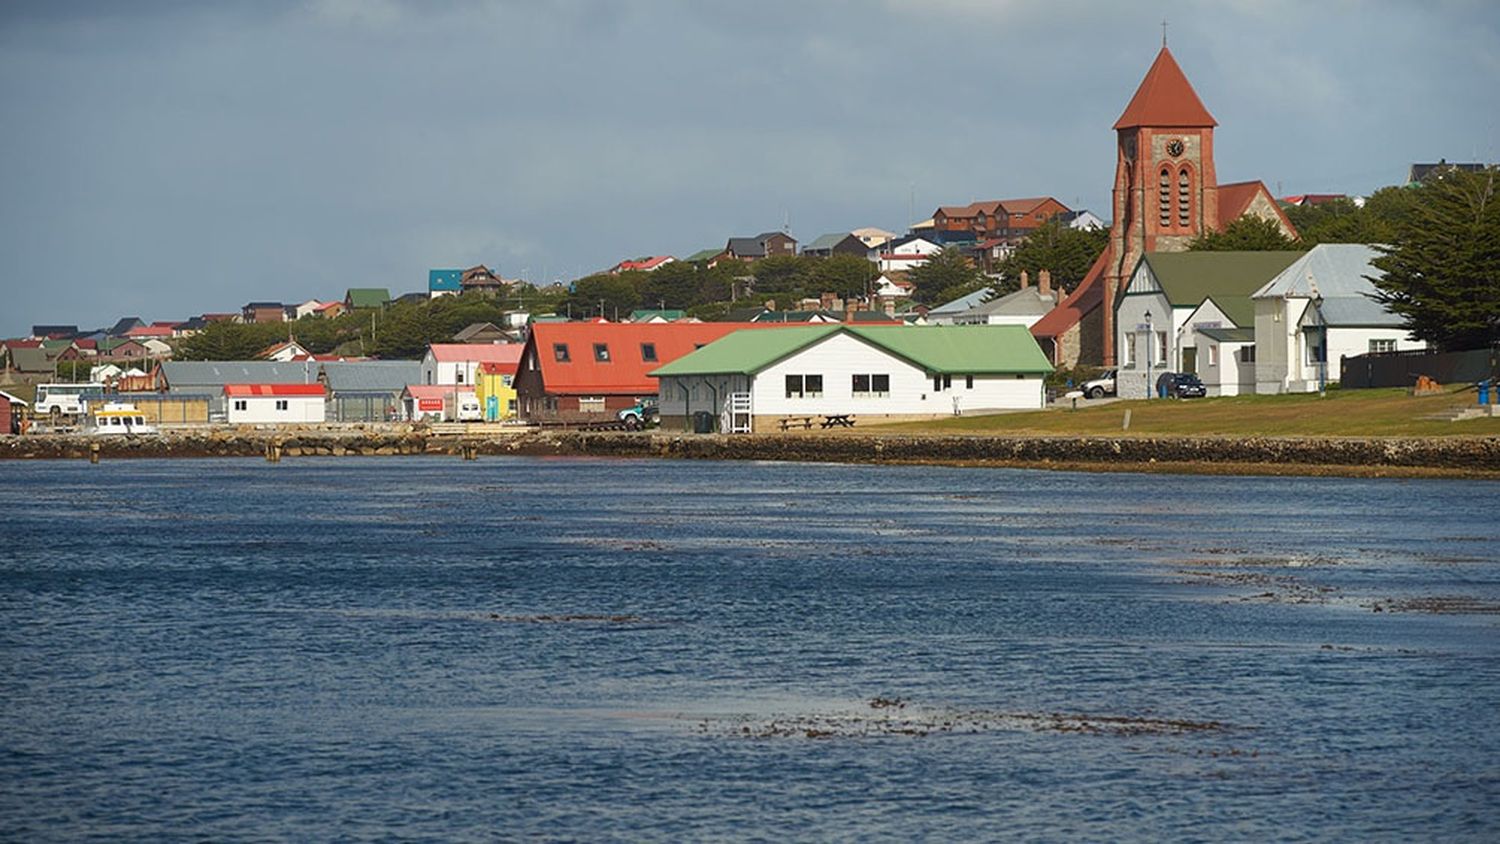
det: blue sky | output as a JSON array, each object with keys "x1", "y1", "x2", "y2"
[{"x1": 2, "y1": 0, "x2": 1497, "y2": 336}]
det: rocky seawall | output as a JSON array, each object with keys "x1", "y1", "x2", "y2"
[{"x1": 4, "y1": 430, "x2": 1500, "y2": 477}]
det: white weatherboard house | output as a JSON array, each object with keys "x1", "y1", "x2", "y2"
[
  {"x1": 650, "y1": 324, "x2": 1052, "y2": 432},
  {"x1": 1115, "y1": 251, "x2": 1303, "y2": 399},
  {"x1": 1251, "y1": 244, "x2": 1424, "y2": 394}
]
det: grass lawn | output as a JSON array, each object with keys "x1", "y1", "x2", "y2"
[{"x1": 874, "y1": 386, "x2": 1500, "y2": 438}]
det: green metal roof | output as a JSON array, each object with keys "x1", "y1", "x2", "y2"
[
  {"x1": 651, "y1": 325, "x2": 1052, "y2": 377},
  {"x1": 684, "y1": 248, "x2": 722, "y2": 262},
  {"x1": 345, "y1": 287, "x2": 391, "y2": 308},
  {"x1": 1198, "y1": 295, "x2": 1256, "y2": 330},
  {"x1": 1132, "y1": 251, "x2": 1303, "y2": 312}
]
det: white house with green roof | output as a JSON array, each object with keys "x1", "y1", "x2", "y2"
[
  {"x1": 650, "y1": 324, "x2": 1052, "y2": 432},
  {"x1": 1115, "y1": 251, "x2": 1302, "y2": 399}
]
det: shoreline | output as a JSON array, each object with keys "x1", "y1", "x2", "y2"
[{"x1": 4, "y1": 430, "x2": 1500, "y2": 479}]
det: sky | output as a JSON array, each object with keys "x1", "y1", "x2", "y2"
[{"x1": 2, "y1": 0, "x2": 1497, "y2": 336}]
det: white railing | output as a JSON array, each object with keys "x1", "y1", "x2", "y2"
[{"x1": 724, "y1": 392, "x2": 752, "y2": 434}]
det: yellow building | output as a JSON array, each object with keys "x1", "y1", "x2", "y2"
[{"x1": 475, "y1": 362, "x2": 518, "y2": 421}]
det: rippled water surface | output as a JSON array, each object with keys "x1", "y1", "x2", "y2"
[{"x1": 2, "y1": 457, "x2": 1499, "y2": 840}]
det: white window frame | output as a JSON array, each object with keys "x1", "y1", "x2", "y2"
[{"x1": 578, "y1": 396, "x2": 606, "y2": 413}]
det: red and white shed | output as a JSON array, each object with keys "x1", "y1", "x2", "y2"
[{"x1": 224, "y1": 383, "x2": 326, "y2": 424}]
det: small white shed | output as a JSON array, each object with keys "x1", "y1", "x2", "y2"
[{"x1": 224, "y1": 383, "x2": 327, "y2": 424}]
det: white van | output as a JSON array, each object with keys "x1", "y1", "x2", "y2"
[{"x1": 446, "y1": 392, "x2": 483, "y2": 422}]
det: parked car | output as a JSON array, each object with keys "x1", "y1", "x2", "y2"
[
  {"x1": 617, "y1": 399, "x2": 659, "y2": 430},
  {"x1": 1155, "y1": 371, "x2": 1207, "y2": 399},
  {"x1": 1080, "y1": 369, "x2": 1116, "y2": 399}
]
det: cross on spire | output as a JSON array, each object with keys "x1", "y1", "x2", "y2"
[{"x1": 1161, "y1": 19, "x2": 1169, "y2": 48}]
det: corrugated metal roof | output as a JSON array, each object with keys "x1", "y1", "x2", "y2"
[
  {"x1": 652, "y1": 325, "x2": 1052, "y2": 377},
  {"x1": 224, "y1": 383, "x2": 326, "y2": 396},
  {"x1": 1252, "y1": 244, "x2": 1403, "y2": 327},
  {"x1": 321, "y1": 361, "x2": 422, "y2": 393},
  {"x1": 427, "y1": 343, "x2": 523, "y2": 364},
  {"x1": 161, "y1": 361, "x2": 321, "y2": 390}
]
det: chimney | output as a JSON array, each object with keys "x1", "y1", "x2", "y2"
[
  {"x1": 1020, "y1": 270, "x2": 1030, "y2": 289},
  {"x1": 1039, "y1": 269, "x2": 1052, "y2": 298}
]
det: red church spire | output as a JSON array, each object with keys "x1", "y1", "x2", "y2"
[{"x1": 1113, "y1": 47, "x2": 1217, "y2": 130}]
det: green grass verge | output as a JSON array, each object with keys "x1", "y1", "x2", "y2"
[{"x1": 874, "y1": 386, "x2": 1500, "y2": 437}]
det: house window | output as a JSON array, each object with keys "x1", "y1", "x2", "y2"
[
  {"x1": 1126, "y1": 334, "x2": 1138, "y2": 368},
  {"x1": 1370, "y1": 338, "x2": 1396, "y2": 354},
  {"x1": 579, "y1": 396, "x2": 605, "y2": 413},
  {"x1": 553, "y1": 343, "x2": 571, "y2": 362},
  {"x1": 785, "y1": 374, "x2": 823, "y2": 398},
  {"x1": 932, "y1": 374, "x2": 952, "y2": 392},
  {"x1": 543, "y1": 396, "x2": 558, "y2": 412},
  {"x1": 1241, "y1": 345, "x2": 1257, "y2": 363},
  {"x1": 507, "y1": 399, "x2": 517, "y2": 413},
  {"x1": 1207, "y1": 345, "x2": 1219, "y2": 367},
  {"x1": 852, "y1": 374, "x2": 890, "y2": 397},
  {"x1": 1307, "y1": 341, "x2": 1327, "y2": 364},
  {"x1": 1157, "y1": 332, "x2": 1168, "y2": 365},
  {"x1": 502, "y1": 375, "x2": 513, "y2": 387},
  {"x1": 233, "y1": 400, "x2": 247, "y2": 411},
  {"x1": 594, "y1": 343, "x2": 610, "y2": 362},
  {"x1": 275, "y1": 400, "x2": 288, "y2": 411},
  {"x1": 965, "y1": 375, "x2": 974, "y2": 389},
  {"x1": 641, "y1": 343, "x2": 657, "y2": 362},
  {"x1": 456, "y1": 369, "x2": 465, "y2": 384}
]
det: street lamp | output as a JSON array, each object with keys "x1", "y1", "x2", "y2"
[
  {"x1": 1144, "y1": 309, "x2": 1153, "y2": 400},
  {"x1": 1313, "y1": 294, "x2": 1327, "y2": 397}
]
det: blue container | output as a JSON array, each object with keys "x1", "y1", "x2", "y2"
[{"x1": 1479, "y1": 380, "x2": 1492, "y2": 405}]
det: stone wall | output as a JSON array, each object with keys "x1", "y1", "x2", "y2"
[{"x1": 4, "y1": 431, "x2": 1499, "y2": 475}]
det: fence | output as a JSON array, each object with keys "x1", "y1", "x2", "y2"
[
  {"x1": 1340, "y1": 347, "x2": 1499, "y2": 389},
  {"x1": 328, "y1": 393, "x2": 401, "y2": 423},
  {"x1": 114, "y1": 392, "x2": 213, "y2": 425}
]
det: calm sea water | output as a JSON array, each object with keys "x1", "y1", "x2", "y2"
[{"x1": 1, "y1": 456, "x2": 1498, "y2": 841}]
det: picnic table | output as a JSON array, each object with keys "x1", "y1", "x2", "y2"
[
  {"x1": 778, "y1": 416, "x2": 815, "y2": 431},
  {"x1": 820, "y1": 414, "x2": 855, "y2": 429}
]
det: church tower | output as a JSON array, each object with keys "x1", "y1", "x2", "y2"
[{"x1": 1101, "y1": 46, "x2": 1219, "y2": 366}]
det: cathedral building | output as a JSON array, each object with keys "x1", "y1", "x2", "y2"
[{"x1": 1031, "y1": 46, "x2": 1297, "y2": 367}]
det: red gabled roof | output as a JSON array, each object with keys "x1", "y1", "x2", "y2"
[
  {"x1": 478, "y1": 360, "x2": 520, "y2": 376},
  {"x1": 1217, "y1": 180, "x2": 1299, "y2": 238},
  {"x1": 526, "y1": 322, "x2": 773, "y2": 394},
  {"x1": 427, "y1": 343, "x2": 523, "y2": 364},
  {"x1": 1030, "y1": 249, "x2": 1111, "y2": 340},
  {"x1": 223, "y1": 383, "x2": 326, "y2": 397},
  {"x1": 1114, "y1": 47, "x2": 1216, "y2": 130}
]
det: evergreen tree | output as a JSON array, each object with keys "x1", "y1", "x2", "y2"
[
  {"x1": 1371, "y1": 168, "x2": 1500, "y2": 351},
  {"x1": 1188, "y1": 215, "x2": 1302, "y2": 251},
  {"x1": 994, "y1": 221, "x2": 1108, "y2": 295},
  {"x1": 907, "y1": 247, "x2": 983, "y2": 304}
]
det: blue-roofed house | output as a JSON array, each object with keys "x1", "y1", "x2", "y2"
[{"x1": 429, "y1": 269, "x2": 462, "y2": 298}]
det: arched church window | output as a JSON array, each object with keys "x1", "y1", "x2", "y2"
[
  {"x1": 1159, "y1": 168, "x2": 1171, "y2": 226},
  {"x1": 1178, "y1": 168, "x2": 1192, "y2": 227}
]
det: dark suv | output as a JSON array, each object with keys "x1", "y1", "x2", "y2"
[{"x1": 1155, "y1": 371, "x2": 1207, "y2": 399}]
